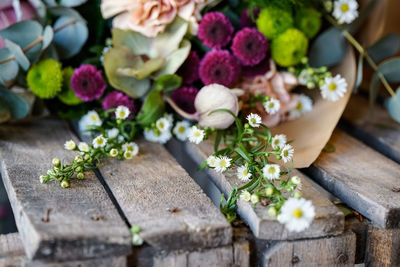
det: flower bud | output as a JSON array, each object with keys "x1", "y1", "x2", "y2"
[
  {"x1": 268, "y1": 207, "x2": 277, "y2": 217},
  {"x1": 294, "y1": 191, "x2": 302, "y2": 199},
  {"x1": 250, "y1": 194, "x2": 259, "y2": 205},
  {"x1": 77, "y1": 172, "x2": 85, "y2": 180},
  {"x1": 132, "y1": 234, "x2": 143, "y2": 246},
  {"x1": 194, "y1": 84, "x2": 239, "y2": 129},
  {"x1": 75, "y1": 166, "x2": 83, "y2": 172},
  {"x1": 265, "y1": 187, "x2": 274, "y2": 197},
  {"x1": 40, "y1": 175, "x2": 46, "y2": 184},
  {"x1": 291, "y1": 176, "x2": 301, "y2": 185},
  {"x1": 130, "y1": 225, "x2": 142, "y2": 234},
  {"x1": 75, "y1": 155, "x2": 83, "y2": 162},
  {"x1": 52, "y1": 158, "x2": 60, "y2": 167},
  {"x1": 61, "y1": 180, "x2": 70, "y2": 188}
]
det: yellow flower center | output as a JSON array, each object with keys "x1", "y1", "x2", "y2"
[
  {"x1": 296, "y1": 102, "x2": 303, "y2": 111},
  {"x1": 242, "y1": 169, "x2": 248, "y2": 176},
  {"x1": 159, "y1": 122, "x2": 164, "y2": 129},
  {"x1": 341, "y1": 3, "x2": 349, "y2": 12},
  {"x1": 127, "y1": 146, "x2": 133, "y2": 152},
  {"x1": 268, "y1": 166, "x2": 276, "y2": 174},
  {"x1": 96, "y1": 139, "x2": 103, "y2": 144},
  {"x1": 269, "y1": 103, "x2": 274, "y2": 108},
  {"x1": 91, "y1": 115, "x2": 98, "y2": 121},
  {"x1": 292, "y1": 208, "x2": 303, "y2": 218},
  {"x1": 219, "y1": 160, "x2": 226, "y2": 167},
  {"x1": 194, "y1": 131, "x2": 201, "y2": 137},
  {"x1": 119, "y1": 111, "x2": 125, "y2": 117},
  {"x1": 329, "y1": 83, "x2": 337, "y2": 91},
  {"x1": 283, "y1": 150, "x2": 289, "y2": 157},
  {"x1": 178, "y1": 126, "x2": 185, "y2": 133}
]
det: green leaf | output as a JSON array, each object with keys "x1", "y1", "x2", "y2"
[
  {"x1": 4, "y1": 39, "x2": 30, "y2": 71},
  {"x1": 59, "y1": 0, "x2": 88, "y2": 7},
  {"x1": 53, "y1": 16, "x2": 88, "y2": 59},
  {"x1": 0, "y1": 48, "x2": 19, "y2": 83},
  {"x1": 235, "y1": 146, "x2": 251, "y2": 162},
  {"x1": 42, "y1": 26, "x2": 54, "y2": 51},
  {"x1": 368, "y1": 33, "x2": 400, "y2": 63},
  {"x1": 136, "y1": 90, "x2": 165, "y2": 127},
  {"x1": 214, "y1": 130, "x2": 223, "y2": 153},
  {"x1": 309, "y1": 27, "x2": 347, "y2": 68},
  {"x1": 0, "y1": 86, "x2": 29, "y2": 119},
  {"x1": 49, "y1": 6, "x2": 86, "y2": 23},
  {"x1": 385, "y1": 87, "x2": 400, "y2": 123},
  {"x1": 154, "y1": 74, "x2": 182, "y2": 92}
]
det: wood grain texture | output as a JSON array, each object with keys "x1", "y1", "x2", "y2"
[
  {"x1": 0, "y1": 120, "x2": 132, "y2": 261},
  {"x1": 263, "y1": 231, "x2": 356, "y2": 267},
  {"x1": 342, "y1": 94, "x2": 400, "y2": 163},
  {"x1": 184, "y1": 140, "x2": 344, "y2": 240},
  {"x1": 308, "y1": 129, "x2": 400, "y2": 228},
  {"x1": 365, "y1": 225, "x2": 400, "y2": 267},
  {"x1": 98, "y1": 140, "x2": 232, "y2": 251}
]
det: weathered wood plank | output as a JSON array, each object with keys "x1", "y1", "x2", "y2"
[
  {"x1": 342, "y1": 94, "x2": 400, "y2": 163},
  {"x1": 184, "y1": 140, "x2": 344, "y2": 240},
  {"x1": 365, "y1": 225, "x2": 400, "y2": 267},
  {"x1": 263, "y1": 231, "x2": 356, "y2": 267},
  {"x1": 0, "y1": 120, "x2": 132, "y2": 261},
  {"x1": 0, "y1": 232, "x2": 127, "y2": 267},
  {"x1": 308, "y1": 129, "x2": 400, "y2": 228},
  {"x1": 97, "y1": 140, "x2": 232, "y2": 251}
]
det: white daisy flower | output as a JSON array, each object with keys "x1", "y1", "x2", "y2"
[
  {"x1": 64, "y1": 140, "x2": 76, "y2": 150},
  {"x1": 156, "y1": 130, "x2": 172, "y2": 144},
  {"x1": 156, "y1": 117, "x2": 171, "y2": 133},
  {"x1": 173, "y1": 121, "x2": 191, "y2": 141},
  {"x1": 109, "y1": 148, "x2": 118, "y2": 157},
  {"x1": 93, "y1": 135, "x2": 107, "y2": 148},
  {"x1": 298, "y1": 69, "x2": 311, "y2": 86},
  {"x1": 122, "y1": 142, "x2": 139, "y2": 156},
  {"x1": 246, "y1": 113, "x2": 262, "y2": 128},
  {"x1": 124, "y1": 150, "x2": 133, "y2": 159},
  {"x1": 264, "y1": 98, "x2": 280, "y2": 115},
  {"x1": 207, "y1": 155, "x2": 218, "y2": 168},
  {"x1": 263, "y1": 164, "x2": 281, "y2": 180},
  {"x1": 333, "y1": 0, "x2": 359, "y2": 24},
  {"x1": 289, "y1": 94, "x2": 313, "y2": 119},
  {"x1": 115, "y1": 106, "x2": 130, "y2": 120},
  {"x1": 271, "y1": 134, "x2": 287, "y2": 150},
  {"x1": 214, "y1": 156, "x2": 232, "y2": 173},
  {"x1": 278, "y1": 198, "x2": 315, "y2": 232},
  {"x1": 144, "y1": 129, "x2": 158, "y2": 142},
  {"x1": 78, "y1": 142, "x2": 89, "y2": 152},
  {"x1": 320, "y1": 74, "x2": 348, "y2": 102},
  {"x1": 165, "y1": 113, "x2": 174, "y2": 125},
  {"x1": 117, "y1": 135, "x2": 125, "y2": 143},
  {"x1": 107, "y1": 128, "x2": 119, "y2": 139},
  {"x1": 281, "y1": 144, "x2": 294, "y2": 163},
  {"x1": 237, "y1": 165, "x2": 252, "y2": 181},
  {"x1": 250, "y1": 194, "x2": 259, "y2": 205},
  {"x1": 240, "y1": 191, "x2": 251, "y2": 202},
  {"x1": 188, "y1": 126, "x2": 205, "y2": 144},
  {"x1": 79, "y1": 110, "x2": 102, "y2": 135},
  {"x1": 291, "y1": 176, "x2": 302, "y2": 185}
]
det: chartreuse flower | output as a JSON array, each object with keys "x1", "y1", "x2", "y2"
[
  {"x1": 271, "y1": 28, "x2": 308, "y2": 67},
  {"x1": 27, "y1": 59, "x2": 63, "y2": 99},
  {"x1": 295, "y1": 7, "x2": 322, "y2": 38},
  {"x1": 256, "y1": 6, "x2": 293, "y2": 40},
  {"x1": 58, "y1": 67, "x2": 83, "y2": 105}
]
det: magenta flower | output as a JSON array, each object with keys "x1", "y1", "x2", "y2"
[
  {"x1": 242, "y1": 58, "x2": 271, "y2": 78},
  {"x1": 177, "y1": 51, "x2": 200, "y2": 84},
  {"x1": 71, "y1": 65, "x2": 106, "y2": 102},
  {"x1": 171, "y1": 86, "x2": 199, "y2": 114},
  {"x1": 198, "y1": 12, "x2": 234, "y2": 49},
  {"x1": 232, "y1": 28, "x2": 268, "y2": 66},
  {"x1": 199, "y1": 50, "x2": 240, "y2": 87},
  {"x1": 102, "y1": 91, "x2": 138, "y2": 114}
]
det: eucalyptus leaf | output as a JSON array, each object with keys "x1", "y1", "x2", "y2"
[
  {"x1": 0, "y1": 47, "x2": 19, "y2": 83},
  {"x1": 53, "y1": 16, "x2": 88, "y2": 59},
  {"x1": 136, "y1": 89, "x2": 165, "y2": 127},
  {"x1": 42, "y1": 26, "x2": 54, "y2": 51},
  {"x1": 49, "y1": 6, "x2": 86, "y2": 22},
  {"x1": 154, "y1": 74, "x2": 182, "y2": 92},
  {"x1": 59, "y1": 0, "x2": 88, "y2": 7},
  {"x1": 0, "y1": 86, "x2": 29, "y2": 119},
  {"x1": 386, "y1": 88, "x2": 400, "y2": 123},
  {"x1": 309, "y1": 27, "x2": 347, "y2": 68},
  {"x1": 354, "y1": 53, "x2": 363, "y2": 92},
  {"x1": 103, "y1": 46, "x2": 151, "y2": 98},
  {"x1": 368, "y1": 33, "x2": 400, "y2": 63},
  {"x1": 0, "y1": 20, "x2": 43, "y2": 62},
  {"x1": 4, "y1": 39, "x2": 30, "y2": 70}
]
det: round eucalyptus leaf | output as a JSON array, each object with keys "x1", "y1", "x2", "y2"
[
  {"x1": 386, "y1": 88, "x2": 400, "y2": 123},
  {"x1": 367, "y1": 33, "x2": 400, "y2": 63},
  {"x1": 59, "y1": 0, "x2": 88, "y2": 7},
  {"x1": 4, "y1": 39, "x2": 30, "y2": 71},
  {"x1": 49, "y1": 6, "x2": 86, "y2": 22},
  {"x1": 0, "y1": 20, "x2": 43, "y2": 62},
  {"x1": 354, "y1": 53, "x2": 364, "y2": 92},
  {"x1": 53, "y1": 16, "x2": 88, "y2": 59},
  {"x1": 0, "y1": 47, "x2": 19, "y2": 83},
  {"x1": 42, "y1": 26, "x2": 54, "y2": 51},
  {"x1": 309, "y1": 27, "x2": 347, "y2": 68},
  {"x1": 0, "y1": 86, "x2": 29, "y2": 119}
]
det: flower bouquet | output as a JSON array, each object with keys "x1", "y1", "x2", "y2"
[{"x1": 1, "y1": 0, "x2": 399, "y2": 234}]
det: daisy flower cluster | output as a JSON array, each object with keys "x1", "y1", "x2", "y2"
[
  {"x1": 40, "y1": 106, "x2": 139, "y2": 188},
  {"x1": 187, "y1": 112, "x2": 315, "y2": 232}
]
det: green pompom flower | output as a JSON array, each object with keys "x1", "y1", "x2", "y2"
[
  {"x1": 27, "y1": 59, "x2": 63, "y2": 99},
  {"x1": 295, "y1": 7, "x2": 322, "y2": 39},
  {"x1": 271, "y1": 28, "x2": 309, "y2": 67},
  {"x1": 256, "y1": 6, "x2": 293, "y2": 40},
  {"x1": 58, "y1": 67, "x2": 83, "y2": 105}
]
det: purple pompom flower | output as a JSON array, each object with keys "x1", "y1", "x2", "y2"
[
  {"x1": 177, "y1": 51, "x2": 200, "y2": 84},
  {"x1": 232, "y1": 28, "x2": 268, "y2": 66},
  {"x1": 242, "y1": 58, "x2": 271, "y2": 78},
  {"x1": 102, "y1": 91, "x2": 138, "y2": 114},
  {"x1": 239, "y1": 8, "x2": 259, "y2": 28},
  {"x1": 199, "y1": 50, "x2": 240, "y2": 87},
  {"x1": 171, "y1": 86, "x2": 199, "y2": 114},
  {"x1": 71, "y1": 64, "x2": 106, "y2": 102},
  {"x1": 198, "y1": 12, "x2": 234, "y2": 49}
]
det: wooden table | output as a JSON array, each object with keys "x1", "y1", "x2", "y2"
[{"x1": 0, "y1": 93, "x2": 399, "y2": 266}]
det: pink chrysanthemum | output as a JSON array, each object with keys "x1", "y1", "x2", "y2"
[
  {"x1": 232, "y1": 28, "x2": 268, "y2": 66},
  {"x1": 102, "y1": 91, "x2": 139, "y2": 114},
  {"x1": 242, "y1": 58, "x2": 271, "y2": 78},
  {"x1": 239, "y1": 9, "x2": 259, "y2": 29},
  {"x1": 198, "y1": 12, "x2": 234, "y2": 49},
  {"x1": 177, "y1": 51, "x2": 200, "y2": 84},
  {"x1": 199, "y1": 50, "x2": 240, "y2": 87},
  {"x1": 171, "y1": 86, "x2": 199, "y2": 114},
  {"x1": 71, "y1": 64, "x2": 106, "y2": 102}
]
